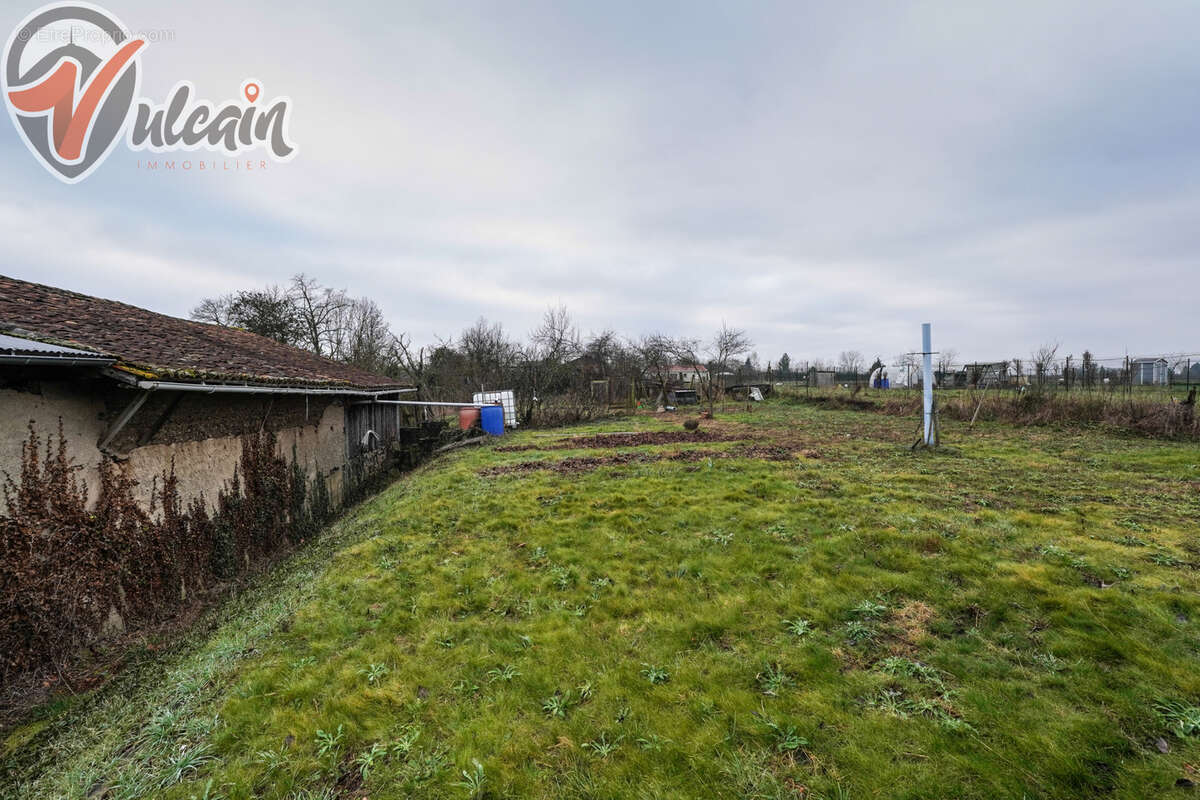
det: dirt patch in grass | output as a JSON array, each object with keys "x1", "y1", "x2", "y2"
[
  {"x1": 790, "y1": 394, "x2": 878, "y2": 411},
  {"x1": 736, "y1": 444, "x2": 798, "y2": 461},
  {"x1": 482, "y1": 450, "x2": 715, "y2": 475},
  {"x1": 887, "y1": 600, "x2": 937, "y2": 655},
  {"x1": 496, "y1": 430, "x2": 741, "y2": 452},
  {"x1": 335, "y1": 761, "x2": 367, "y2": 798},
  {"x1": 495, "y1": 417, "x2": 834, "y2": 459},
  {"x1": 481, "y1": 443, "x2": 798, "y2": 476}
]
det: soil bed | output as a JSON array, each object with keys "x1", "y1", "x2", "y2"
[
  {"x1": 495, "y1": 430, "x2": 740, "y2": 451},
  {"x1": 481, "y1": 443, "x2": 797, "y2": 475}
]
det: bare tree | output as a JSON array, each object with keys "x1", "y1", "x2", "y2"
[
  {"x1": 530, "y1": 304, "x2": 581, "y2": 363},
  {"x1": 1031, "y1": 342, "x2": 1060, "y2": 388},
  {"x1": 582, "y1": 329, "x2": 620, "y2": 377},
  {"x1": 711, "y1": 323, "x2": 753, "y2": 375},
  {"x1": 192, "y1": 278, "x2": 774, "y2": 421},
  {"x1": 191, "y1": 294, "x2": 233, "y2": 326},
  {"x1": 514, "y1": 306, "x2": 584, "y2": 422},
  {"x1": 191, "y1": 285, "x2": 299, "y2": 345},
  {"x1": 289, "y1": 273, "x2": 350, "y2": 356},
  {"x1": 665, "y1": 335, "x2": 709, "y2": 410},
  {"x1": 632, "y1": 334, "x2": 675, "y2": 405},
  {"x1": 333, "y1": 297, "x2": 397, "y2": 374},
  {"x1": 193, "y1": 277, "x2": 397, "y2": 365},
  {"x1": 458, "y1": 317, "x2": 517, "y2": 392},
  {"x1": 838, "y1": 350, "x2": 864, "y2": 377},
  {"x1": 935, "y1": 348, "x2": 958, "y2": 377},
  {"x1": 393, "y1": 331, "x2": 428, "y2": 393},
  {"x1": 669, "y1": 323, "x2": 753, "y2": 416}
]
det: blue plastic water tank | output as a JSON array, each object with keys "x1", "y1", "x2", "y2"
[{"x1": 480, "y1": 404, "x2": 505, "y2": 436}]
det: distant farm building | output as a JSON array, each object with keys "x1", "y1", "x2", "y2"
[
  {"x1": 964, "y1": 362, "x2": 1009, "y2": 387},
  {"x1": 811, "y1": 370, "x2": 836, "y2": 387},
  {"x1": 1132, "y1": 358, "x2": 1168, "y2": 386}
]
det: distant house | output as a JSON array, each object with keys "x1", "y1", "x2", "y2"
[
  {"x1": 1131, "y1": 357, "x2": 1168, "y2": 386},
  {"x1": 672, "y1": 364, "x2": 708, "y2": 384},
  {"x1": 645, "y1": 364, "x2": 708, "y2": 385},
  {"x1": 0, "y1": 276, "x2": 414, "y2": 513}
]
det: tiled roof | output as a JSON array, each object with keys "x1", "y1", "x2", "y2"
[{"x1": 0, "y1": 275, "x2": 406, "y2": 390}]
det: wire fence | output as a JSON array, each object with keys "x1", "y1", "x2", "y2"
[
  {"x1": 907, "y1": 353, "x2": 1199, "y2": 399},
  {"x1": 709, "y1": 352, "x2": 1200, "y2": 398}
]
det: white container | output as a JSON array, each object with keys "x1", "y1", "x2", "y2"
[{"x1": 473, "y1": 389, "x2": 518, "y2": 427}]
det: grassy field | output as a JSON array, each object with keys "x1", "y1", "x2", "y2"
[{"x1": 4, "y1": 401, "x2": 1200, "y2": 799}]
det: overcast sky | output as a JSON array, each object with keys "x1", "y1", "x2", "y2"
[{"x1": 2, "y1": 0, "x2": 1197, "y2": 367}]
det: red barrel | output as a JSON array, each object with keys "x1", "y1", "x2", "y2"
[{"x1": 458, "y1": 407, "x2": 480, "y2": 430}]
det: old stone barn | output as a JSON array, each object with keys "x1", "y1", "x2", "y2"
[{"x1": 0, "y1": 275, "x2": 418, "y2": 680}]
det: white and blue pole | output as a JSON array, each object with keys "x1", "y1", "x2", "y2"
[{"x1": 922, "y1": 322, "x2": 934, "y2": 446}]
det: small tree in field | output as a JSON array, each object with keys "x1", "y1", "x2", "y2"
[
  {"x1": 709, "y1": 324, "x2": 754, "y2": 413},
  {"x1": 1081, "y1": 351, "x2": 1097, "y2": 389},
  {"x1": 1031, "y1": 342, "x2": 1060, "y2": 389},
  {"x1": 633, "y1": 334, "x2": 675, "y2": 406},
  {"x1": 670, "y1": 323, "x2": 753, "y2": 416}
]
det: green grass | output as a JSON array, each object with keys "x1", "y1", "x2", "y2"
[{"x1": 4, "y1": 403, "x2": 1200, "y2": 799}]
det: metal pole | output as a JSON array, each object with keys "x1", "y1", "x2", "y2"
[
  {"x1": 98, "y1": 389, "x2": 151, "y2": 453},
  {"x1": 351, "y1": 399, "x2": 491, "y2": 408},
  {"x1": 0, "y1": 354, "x2": 115, "y2": 366},
  {"x1": 922, "y1": 323, "x2": 934, "y2": 446}
]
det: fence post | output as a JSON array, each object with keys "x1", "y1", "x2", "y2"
[{"x1": 922, "y1": 323, "x2": 935, "y2": 447}]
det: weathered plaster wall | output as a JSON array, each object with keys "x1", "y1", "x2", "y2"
[
  {"x1": 121, "y1": 401, "x2": 346, "y2": 510},
  {"x1": 0, "y1": 380, "x2": 108, "y2": 506},
  {"x1": 0, "y1": 377, "x2": 347, "y2": 512}
]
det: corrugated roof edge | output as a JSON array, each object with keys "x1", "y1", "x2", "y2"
[{"x1": 0, "y1": 328, "x2": 111, "y2": 356}]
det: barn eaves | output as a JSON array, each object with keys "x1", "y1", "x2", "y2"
[{"x1": 0, "y1": 332, "x2": 115, "y2": 367}]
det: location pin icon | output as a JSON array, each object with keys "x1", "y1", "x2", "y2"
[{"x1": 244, "y1": 82, "x2": 260, "y2": 103}]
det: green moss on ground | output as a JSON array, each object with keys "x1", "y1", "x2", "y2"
[{"x1": 4, "y1": 403, "x2": 1200, "y2": 799}]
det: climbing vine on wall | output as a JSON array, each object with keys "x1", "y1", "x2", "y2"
[{"x1": 0, "y1": 421, "x2": 331, "y2": 683}]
